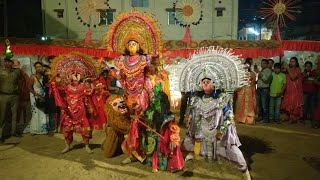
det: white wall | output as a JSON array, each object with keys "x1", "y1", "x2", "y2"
[{"x1": 42, "y1": 0, "x2": 238, "y2": 40}]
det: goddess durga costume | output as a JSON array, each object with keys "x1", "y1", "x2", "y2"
[
  {"x1": 116, "y1": 41, "x2": 151, "y2": 113},
  {"x1": 105, "y1": 10, "x2": 184, "y2": 172},
  {"x1": 49, "y1": 52, "x2": 101, "y2": 153}
]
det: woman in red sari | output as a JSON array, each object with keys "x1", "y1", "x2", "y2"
[
  {"x1": 281, "y1": 57, "x2": 303, "y2": 123},
  {"x1": 235, "y1": 58, "x2": 257, "y2": 125}
]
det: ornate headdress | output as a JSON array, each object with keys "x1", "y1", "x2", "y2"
[
  {"x1": 124, "y1": 31, "x2": 144, "y2": 45},
  {"x1": 179, "y1": 46, "x2": 250, "y2": 92},
  {"x1": 105, "y1": 10, "x2": 162, "y2": 55},
  {"x1": 49, "y1": 51, "x2": 101, "y2": 86}
]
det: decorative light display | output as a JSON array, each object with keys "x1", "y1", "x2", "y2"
[{"x1": 259, "y1": 0, "x2": 301, "y2": 27}]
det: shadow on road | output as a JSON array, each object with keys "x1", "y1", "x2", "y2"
[
  {"x1": 303, "y1": 156, "x2": 320, "y2": 173},
  {"x1": 0, "y1": 142, "x2": 20, "y2": 151},
  {"x1": 239, "y1": 135, "x2": 273, "y2": 170}
]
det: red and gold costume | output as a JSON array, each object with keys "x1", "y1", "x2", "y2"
[
  {"x1": 52, "y1": 82, "x2": 92, "y2": 144},
  {"x1": 116, "y1": 53, "x2": 151, "y2": 113},
  {"x1": 49, "y1": 52, "x2": 101, "y2": 152}
]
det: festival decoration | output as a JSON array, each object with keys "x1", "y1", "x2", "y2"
[
  {"x1": 259, "y1": 0, "x2": 300, "y2": 27},
  {"x1": 74, "y1": 0, "x2": 109, "y2": 28},
  {"x1": 259, "y1": 0, "x2": 300, "y2": 57},
  {"x1": 105, "y1": 9, "x2": 162, "y2": 56},
  {"x1": 172, "y1": 0, "x2": 203, "y2": 27},
  {"x1": 172, "y1": 0, "x2": 203, "y2": 44},
  {"x1": 74, "y1": 0, "x2": 110, "y2": 45},
  {"x1": 179, "y1": 46, "x2": 249, "y2": 93}
]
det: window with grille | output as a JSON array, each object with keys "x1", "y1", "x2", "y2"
[
  {"x1": 131, "y1": 0, "x2": 149, "y2": 7},
  {"x1": 217, "y1": 10, "x2": 223, "y2": 17},
  {"x1": 99, "y1": 11, "x2": 115, "y2": 25},
  {"x1": 168, "y1": 11, "x2": 178, "y2": 25}
]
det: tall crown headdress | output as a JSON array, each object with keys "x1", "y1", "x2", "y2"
[{"x1": 105, "y1": 10, "x2": 162, "y2": 56}]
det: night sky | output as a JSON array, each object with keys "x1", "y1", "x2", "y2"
[
  {"x1": 0, "y1": 0, "x2": 319, "y2": 39},
  {"x1": 239, "y1": 0, "x2": 320, "y2": 25},
  {"x1": 0, "y1": 0, "x2": 43, "y2": 38}
]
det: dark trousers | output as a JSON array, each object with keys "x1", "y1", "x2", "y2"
[
  {"x1": 256, "y1": 88, "x2": 270, "y2": 122},
  {"x1": 0, "y1": 94, "x2": 19, "y2": 138},
  {"x1": 179, "y1": 92, "x2": 191, "y2": 125},
  {"x1": 303, "y1": 92, "x2": 316, "y2": 121}
]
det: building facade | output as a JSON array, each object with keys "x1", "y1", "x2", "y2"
[{"x1": 42, "y1": 0, "x2": 238, "y2": 41}]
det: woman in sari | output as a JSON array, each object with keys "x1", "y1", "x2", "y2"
[
  {"x1": 26, "y1": 62, "x2": 49, "y2": 135},
  {"x1": 235, "y1": 58, "x2": 257, "y2": 125},
  {"x1": 281, "y1": 57, "x2": 303, "y2": 123}
]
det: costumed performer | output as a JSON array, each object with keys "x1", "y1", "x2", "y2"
[
  {"x1": 49, "y1": 52, "x2": 101, "y2": 154},
  {"x1": 178, "y1": 47, "x2": 251, "y2": 180},
  {"x1": 101, "y1": 95, "x2": 130, "y2": 158},
  {"x1": 183, "y1": 77, "x2": 251, "y2": 180},
  {"x1": 141, "y1": 59, "x2": 184, "y2": 172},
  {"x1": 116, "y1": 31, "x2": 152, "y2": 164}
]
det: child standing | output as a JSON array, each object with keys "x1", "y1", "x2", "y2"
[
  {"x1": 269, "y1": 63, "x2": 286, "y2": 123},
  {"x1": 302, "y1": 61, "x2": 317, "y2": 124}
]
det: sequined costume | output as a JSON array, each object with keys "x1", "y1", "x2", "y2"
[
  {"x1": 49, "y1": 52, "x2": 101, "y2": 153},
  {"x1": 184, "y1": 91, "x2": 247, "y2": 172},
  {"x1": 116, "y1": 54, "x2": 151, "y2": 113},
  {"x1": 177, "y1": 47, "x2": 251, "y2": 179},
  {"x1": 52, "y1": 82, "x2": 92, "y2": 144}
]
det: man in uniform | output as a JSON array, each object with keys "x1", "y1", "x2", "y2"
[{"x1": 0, "y1": 57, "x2": 23, "y2": 142}]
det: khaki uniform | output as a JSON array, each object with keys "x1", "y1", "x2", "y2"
[{"x1": 0, "y1": 67, "x2": 22, "y2": 138}]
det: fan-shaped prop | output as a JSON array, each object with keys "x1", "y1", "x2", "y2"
[
  {"x1": 173, "y1": 0, "x2": 203, "y2": 26},
  {"x1": 259, "y1": 0, "x2": 301, "y2": 27},
  {"x1": 105, "y1": 10, "x2": 162, "y2": 56},
  {"x1": 75, "y1": 0, "x2": 107, "y2": 28},
  {"x1": 179, "y1": 46, "x2": 249, "y2": 92},
  {"x1": 173, "y1": 0, "x2": 203, "y2": 44}
]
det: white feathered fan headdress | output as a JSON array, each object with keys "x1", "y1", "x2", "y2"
[{"x1": 179, "y1": 46, "x2": 250, "y2": 92}]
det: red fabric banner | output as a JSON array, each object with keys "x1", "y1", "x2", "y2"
[
  {"x1": 282, "y1": 40, "x2": 320, "y2": 52},
  {"x1": 2, "y1": 40, "x2": 319, "y2": 59},
  {"x1": 9, "y1": 45, "x2": 119, "y2": 58}
]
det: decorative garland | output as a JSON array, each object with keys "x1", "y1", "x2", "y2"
[
  {"x1": 172, "y1": 0, "x2": 204, "y2": 27},
  {"x1": 74, "y1": 0, "x2": 111, "y2": 28}
]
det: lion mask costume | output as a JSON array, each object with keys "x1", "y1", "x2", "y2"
[{"x1": 101, "y1": 95, "x2": 131, "y2": 158}]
